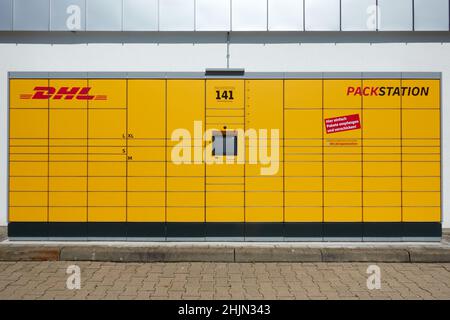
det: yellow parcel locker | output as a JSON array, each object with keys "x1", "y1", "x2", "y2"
[{"x1": 9, "y1": 79, "x2": 49, "y2": 109}]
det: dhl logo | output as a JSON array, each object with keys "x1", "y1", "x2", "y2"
[{"x1": 19, "y1": 87, "x2": 107, "y2": 100}]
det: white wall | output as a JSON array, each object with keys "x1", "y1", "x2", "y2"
[{"x1": 1, "y1": 40, "x2": 449, "y2": 227}]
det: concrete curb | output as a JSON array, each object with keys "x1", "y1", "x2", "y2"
[{"x1": 1, "y1": 244, "x2": 450, "y2": 262}]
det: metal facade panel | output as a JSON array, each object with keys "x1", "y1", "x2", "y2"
[
  {"x1": 159, "y1": 0, "x2": 195, "y2": 31},
  {"x1": 50, "y1": 0, "x2": 86, "y2": 31},
  {"x1": 414, "y1": 0, "x2": 449, "y2": 31},
  {"x1": 305, "y1": 0, "x2": 340, "y2": 31},
  {"x1": 123, "y1": 0, "x2": 158, "y2": 31},
  {"x1": 232, "y1": 0, "x2": 268, "y2": 31},
  {"x1": 378, "y1": 0, "x2": 413, "y2": 31},
  {"x1": 195, "y1": 0, "x2": 231, "y2": 31},
  {"x1": 268, "y1": 0, "x2": 304, "y2": 31},
  {"x1": 341, "y1": 0, "x2": 377, "y2": 31},
  {"x1": 0, "y1": 0, "x2": 13, "y2": 30},
  {"x1": 13, "y1": 0, "x2": 50, "y2": 31},
  {"x1": 86, "y1": 0, "x2": 122, "y2": 31}
]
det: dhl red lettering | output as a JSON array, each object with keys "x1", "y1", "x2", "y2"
[
  {"x1": 32, "y1": 86, "x2": 55, "y2": 99},
  {"x1": 354, "y1": 87, "x2": 362, "y2": 96},
  {"x1": 53, "y1": 87, "x2": 81, "y2": 100},
  {"x1": 76, "y1": 87, "x2": 95, "y2": 100}
]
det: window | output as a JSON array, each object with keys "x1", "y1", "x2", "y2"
[{"x1": 212, "y1": 131, "x2": 237, "y2": 156}]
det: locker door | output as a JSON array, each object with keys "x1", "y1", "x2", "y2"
[
  {"x1": 402, "y1": 79, "x2": 441, "y2": 223},
  {"x1": 9, "y1": 79, "x2": 49, "y2": 225},
  {"x1": 87, "y1": 80, "x2": 127, "y2": 231},
  {"x1": 166, "y1": 80, "x2": 205, "y2": 233},
  {"x1": 205, "y1": 79, "x2": 245, "y2": 238},
  {"x1": 284, "y1": 80, "x2": 323, "y2": 225},
  {"x1": 127, "y1": 80, "x2": 166, "y2": 238},
  {"x1": 323, "y1": 79, "x2": 362, "y2": 224},
  {"x1": 362, "y1": 79, "x2": 402, "y2": 224},
  {"x1": 245, "y1": 80, "x2": 283, "y2": 237},
  {"x1": 49, "y1": 79, "x2": 88, "y2": 226}
]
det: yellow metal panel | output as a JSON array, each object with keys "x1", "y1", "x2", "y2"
[
  {"x1": 362, "y1": 79, "x2": 401, "y2": 109},
  {"x1": 206, "y1": 208, "x2": 244, "y2": 222},
  {"x1": 363, "y1": 154, "x2": 401, "y2": 162},
  {"x1": 10, "y1": 146, "x2": 48, "y2": 154},
  {"x1": 128, "y1": 177, "x2": 165, "y2": 191},
  {"x1": 10, "y1": 162, "x2": 48, "y2": 177},
  {"x1": 206, "y1": 192, "x2": 244, "y2": 206},
  {"x1": 284, "y1": 207, "x2": 322, "y2": 222},
  {"x1": 88, "y1": 207, "x2": 126, "y2": 222},
  {"x1": 49, "y1": 162, "x2": 87, "y2": 176},
  {"x1": 10, "y1": 79, "x2": 49, "y2": 109},
  {"x1": 167, "y1": 177, "x2": 204, "y2": 191},
  {"x1": 402, "y1": 177, "x2": 440, "y2": 191},
  {"x1": 363, "y1": 208, "x2": 401, "y2": 222},
  {"x1": 127, "y1": 207, "x2": 165, "y2": 222},
  {"x1": 284, "y1": 80, "x2": 322, "y2": 109},
  {"x1": 88, "y1": 109, "x2": 126, "y2": 139},
  {"x1": 402, "y1": 80, "x2": 440, "y2": 109},
  {"x1": 9, "y1": 192, "x2": 47, "y2": 207},
  {"x1": 364, "y1": 177, "x2": 401, "y2": 191},
  {"x1": 245, "y1": 79, "x2": 283, "y2": 131},
  {"x1": 128, "y1": 192, "x2": 165, "y2": 206},
  {"x1": 49, "y1": 79, "x2": 88, "y2": 109},
  {"x1": 324, "y1": 192, "x2": 361, "y2": 206},
  {"x1": 246, "y1": 192, "x2": 283, "y2": 206},
  {"x1": 324, "y1": 207, "x2": 362, "y2": 222},
  {"x1": 285, "y1": 192, "x2": 322, "y2": 206},
  {"x1": 363, "y1": 192, "x2": 401, "y2": 206},
  {"x1": 324, "y1": 177, "x2": 361, "y2": 192},
  {"x1": 167, "y1": 192, "x2": 204, "y2": 206},
  {"x1": 10, "y1": 154, "x2": 48, "y2": 162},
  {"x1": 206, "y1": 164, "x2": 244, "y2": 176},
  {"x1": 167, "y1": 79, "x2": 204, "y2": 132},
  {"x1": 128, "y1": 80, "x2": 165, "y2": 138},
  {"x1": 402, "y1": 109, "x2": 440, "y2": 139},
  {"x1": 206, "y1": 184, "x2": 244, "y2": 192},
  {"x1": 324, "y1": 162, "x2": 361, "y2": 176},
  {"x1": 285, "y1": 163, "x2": 322, "y2": 176},
  {"x1": 49, "y1": 207, "x2": 87, "y2": 222},
  {"x1": 49, "y1": 177, "x2": 86, "y2": 192},
  {"x1": 167, "y1": 163, "x2": 204, "y2": 176},
  {"x1": 285, "y1": 110, "x2": 322, "y2": 138},
  {"x1": 88, "y1": 192, "x2": 126, "y2": 206},
  {"x1": 128, "y1": 162, "x2": 165, "y2": 176},
  {"x1": 166, "y1": 208, "x2": 204, "y2": 222},
  {"x1": 9, "y1": 207, "x2": 47, "y2": 222},
  {"x1": 10, "y1": 109, "x2": 48, "y2": 138},
  {"x1": 362, "y1": 109, "x2": 400, "y2": 138},
  {"x1": 88, "y1": 177, "x2": 126, "y2": 191},
  {"x1": 245, "y1": 177, "x2": 283, "y2": 191},
  {"x1": 206, "y1": 79, "x2": 244, "y2": 108},
  {"x1": 285, "y1": 177, "x2": 322, "y2": 191},
  {"x1": 127, "y1": 147, "x2": 165, "y2": 161},
  {"x1": 402, "y1": 162, "x2": 440, "y2": 176},
  {"x1": 403, "y1": 192, "x2": 440, "y2": 206},
  {"x1": 363, "y1": 162, "x2": 401, "y2": 176},
  {"x1": 88, "y1": 162, "x2": 126, "y2": 176},
  {"x1": 88, "y1": 80, "x2": 126, "y2": 109},
  {"x1": 324, "y1": 80, "x2": 361, "y2": 109},
  {"x1": 50, "y1": 109, "x2": 87, "y2": 138},
  {"x1": 403, "y1": 207, "x2": 440, "y2": 222},
  {"x1": 245, "y1": 207, "x2": 283, "y2": 222},
  {"x1": 49, "y1": 192, "x2": 86, "y2": 206},
  {"x1": 10, "y1": 177, "x2": 47, "y2": 191}
]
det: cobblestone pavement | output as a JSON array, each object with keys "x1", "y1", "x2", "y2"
[{"x1": 0, "y1": 262, "x2": 449, "y2": 300}]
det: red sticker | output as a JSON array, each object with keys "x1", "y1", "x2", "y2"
[{"x1": 325, "y1": 114, "x2": 361, "y2": 134}]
